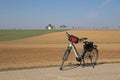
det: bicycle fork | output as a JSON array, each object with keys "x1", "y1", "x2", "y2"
[
  {"x1": 60, "y1": 43, "x2": 86, "y2": 70},
  {"x1": 61, "y1": 43, "x2": 80, "y2": 63}
]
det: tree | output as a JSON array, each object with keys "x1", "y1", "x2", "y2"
[{"x1": 60, "y1": 25, "x2": 68, "y2": 29}]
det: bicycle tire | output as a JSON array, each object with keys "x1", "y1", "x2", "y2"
[
  {"x1": 59, "y1": 49, "x2": 70, "y2": 70},
  {"x1": 84, "y1": 48, "x2": 99, "y2": 65}
]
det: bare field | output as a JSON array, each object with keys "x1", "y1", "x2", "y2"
[{"x1": 0, "y1": 30, "x2": 120, "y2": 69}]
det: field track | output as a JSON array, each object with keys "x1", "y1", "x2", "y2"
[
  {"x1": 0, "y1": 63, "x2": 120, "y2": 80},
  {"x1": 0, "y1": 30, "x2": 120, "y2": 70}
]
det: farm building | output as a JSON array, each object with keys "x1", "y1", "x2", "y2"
[{"x1": 46, "y1": 24, "x2": 54, "y2": 30}]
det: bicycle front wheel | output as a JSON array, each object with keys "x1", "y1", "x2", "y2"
[
  {"x1": 84, "y1": 48, "x2": 99, "y2": 65},
  {"x1": 59, "y1": 49, "x2": 70, "y2": 70}
]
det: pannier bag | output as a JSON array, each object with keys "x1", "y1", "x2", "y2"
[
  {"x1": 84, "y1": 42, "x2": 93, "y2": 49},
  {"x1": 68, "y1": 35, "x2": 79, "y2": 44}
]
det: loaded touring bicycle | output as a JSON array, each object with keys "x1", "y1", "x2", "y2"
[{"x1": 60, "y1": 32, "x2": 99, "y2": 70}]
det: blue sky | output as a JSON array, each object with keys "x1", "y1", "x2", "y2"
[{"x1": 0, "y1": 0, "x2": 120, "y2": 29}]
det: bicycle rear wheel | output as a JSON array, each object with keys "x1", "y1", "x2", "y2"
[
  {"x1": 84, "y1": 48, "x2": 98, "y2": 66},
  {"x1": 59, "y1": 49, "x2": 70, "y2": 70}
]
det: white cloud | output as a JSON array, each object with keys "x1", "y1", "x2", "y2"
[
  {"x1": 82, "y1": 12, "x2": 99, "y2": 26},
  {"x1": 85, "y1": 0, "x2": 112, "y2": 21},
  {"x1": 101, "y1": 0, "x2": 112, "y2": 7}
]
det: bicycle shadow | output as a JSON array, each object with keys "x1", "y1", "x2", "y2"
[
  {"x1": 61, "y1": 64, "x2": 80, "y2": 71},
  {"x1": 61, "y1": 62, "x2": 105, "y2": 71}
]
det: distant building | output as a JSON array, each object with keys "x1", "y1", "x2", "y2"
[{"x1": 46, "y1": 24, "x2": 54, "y2": 30}]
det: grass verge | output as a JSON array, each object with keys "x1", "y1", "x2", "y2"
[{"x1": 0, "y1": 29, "x2": 67, "y2": 41}]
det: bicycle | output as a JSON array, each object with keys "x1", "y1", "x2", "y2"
[{"x1": 60, "y1": 32, "x2": 99, "y2": 70}]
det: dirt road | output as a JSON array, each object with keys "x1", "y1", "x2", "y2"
[{"x1": 0, "y1": 63, "x2": 120, "y2": 80}]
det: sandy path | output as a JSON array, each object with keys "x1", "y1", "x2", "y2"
[{"x1": 0, "y1": 63, "x2": 120, "y2": 80}]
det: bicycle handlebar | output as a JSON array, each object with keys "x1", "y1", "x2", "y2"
[
  {"x1": 66, "y1": 32, "x2": 70, "y2": 36},
  {"x1": 66, "y1": 32, "x2": 87, "y2": 43},
  {"x1": 79, "y1": 38, "x2": 87, "y2": 42}
]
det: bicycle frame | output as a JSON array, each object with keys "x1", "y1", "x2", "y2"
[
  {"x1": 68, "y1": 42, "x2": 79, "y2": 58},
  {"x1": 67, "y1": 42, "x2": 85, "y2": 60}
]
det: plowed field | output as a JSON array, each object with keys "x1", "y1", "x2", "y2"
[{"x1": 0, "y1": 30, "x2": 120, "y2": 69}]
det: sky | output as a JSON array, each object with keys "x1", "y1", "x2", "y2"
[{"x1": 0, "y1": 0, "x2": 120, "y2": 29}]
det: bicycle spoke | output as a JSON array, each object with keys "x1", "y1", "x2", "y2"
[{"x1": 84, "y1": 48, "x2": 98, "y2": 66}]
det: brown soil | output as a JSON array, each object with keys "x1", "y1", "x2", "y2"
[{"x1": 0, "y1": 30, "x2": 120, "y2": 69}]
